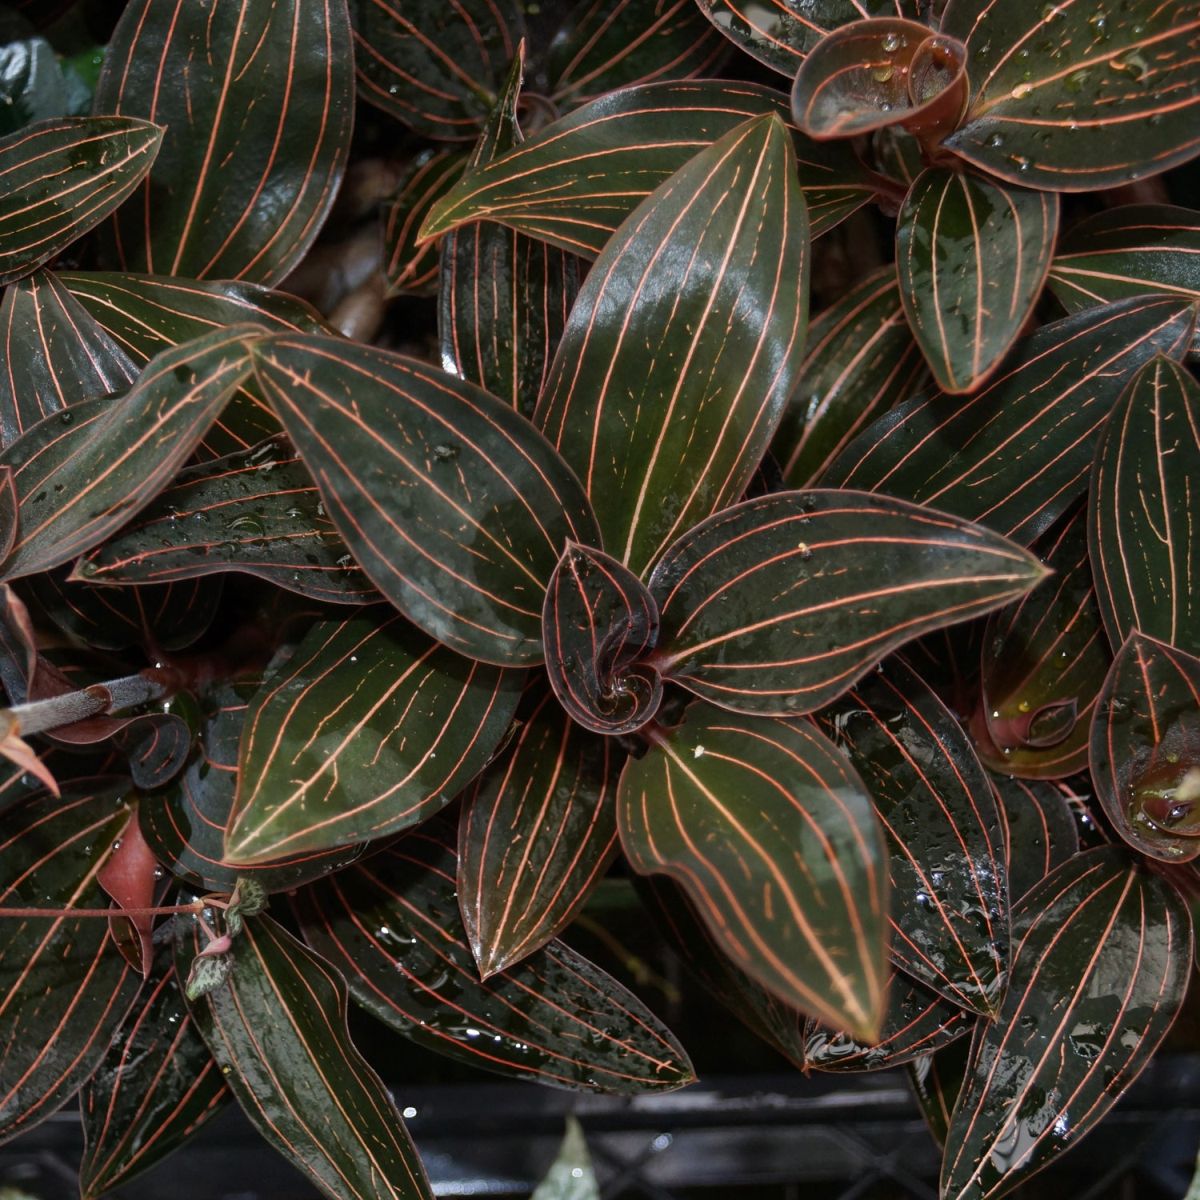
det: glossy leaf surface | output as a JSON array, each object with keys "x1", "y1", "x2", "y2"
[
  {"x1": 824, "y1": 296, "x2": 1197, "y2": 545},
  {"x1": 180, "y1": 912, "x2": 432, "y2": 1200},
  {"x1": 941, "y1": 847, "x2": 1192, "y2": 1200},
  {"x1": 228, "y1": 612, "x2": 522, "y2": 863},
  {"x1": 942, "y1": 0, "x2": 1200, "y2": 190},
  {"x1": 992, "y1": 775, "x2": 1080, "y2": 902},
  {"x1": 536, "y1": 114, "x2": 808, "y2": 578},
  {"x1": 650, "y1": 489, "x2": 1045, "y2": 715},
  {"x1": 897, "y1": 167, "x2": 1057, "y2": 393},
  {"x1": 0, "y1": 116, "x2": 161, "y2": 285},
  {"x1": 1089, "y1": 355, "x2": 1200, "y2": 657},
  {"x1": 295, "y1": 826, "x2": 695, "y2": 1092},
  {"x1": 459, "y1": 694, "x2": 618, "y2": 976},
  {"x1": 1090, "y1": 632, "x2": 1200, "y2": 863},
  {"x1": 908, "y1": 1038, "x2": 971, "y2": 1149},
  {"x1": 94, "y1": 0, "x2": 354, "y2": 284},
  {"x1": 384, "y1": 150, "x2": 468, "y2": 296},
  {"x1": 618, "y1": 700, "x2": 888, "y2": 1040},
  {"x1": 251, "y1": 334, "x2": 600, "y2": 665}
]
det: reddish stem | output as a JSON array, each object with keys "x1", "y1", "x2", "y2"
[{"x1": 0, "y1": 902, "x2": 207, "y2": 919}]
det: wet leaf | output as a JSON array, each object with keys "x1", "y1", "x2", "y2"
[{"x1": 991, "y1": 775, "x2": 1081, "y2": 903}]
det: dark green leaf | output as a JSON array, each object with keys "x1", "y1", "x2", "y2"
[
  {"x1": 0, "y1": 28, "x2": 67, "y2": 137},
  {"x1": 941, "y1": 847, "x2": 1192, "y2": 1200},
  {"x1": 907, "y1": 1037, "x2": 971, "y2": 1148},
  {"x1": 295, "y1": 824, "x2": 695, "y2": 1093},
  {"x1": 459, "y1": 693, "x2": 618, "y2": 975},
  {"x1": 179, "y1": 911, "x2": 433, "y2": 1200},
  {"x1": 941, "y1": 0, "x2": 1200, "y2": 190},
  {"x1": 1089, "y1": 631, "x2": 1200, "y2": 863},
  {"x1": 1089, "y1": 354, "x2": 1200, "y2": 656},
  {"x1": 536, "y1": 113, "x2": 808, "y2": 578},
  {"x1": 0, "y1": 116, "x2": 162, "y2": 285},
  {"x1": 250, "y1": 333, "x2": 600, "y2": 665},
  {"x1": 773, "y1": 267, "x2": 928, "y2": 488},
  {"x1": 227, "y1": 612, "x2": 522, "y2": 863},
  {"x1": 618, "y1": 699, "x2": 889, "y2": 1040},
  {"x1": 94, "y1": 0, "x2": 354, "y2": 285},
  {"x1": 0, "y1": 325, "x2": 259, "y2": 582},
  {"x1": 896, "y1": 167, "x2": 1058, "y2": 393},
  {"x1": 419, "y1": 80, "x2": 878, "y2": 255},
  {"x1": 991, "y1": 775, "x2": 1081, "y2": 903},
  {"x1": 650, "y1": 490, "x2": 1046, "y2": 715},
  {"x1": 823, "y1": 296, "x2": 1197, "y2": 545},
  {"x1": 385, "y1": 150, "x2": 468, "y2": 296}
]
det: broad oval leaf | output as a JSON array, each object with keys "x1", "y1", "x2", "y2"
[
  {"x1": 543, "y1": 543, "x2": 662, "y2": 735},
  {"x1": 1089, "y1": 632, "x2": 1200, "y2": 863},
  {"x1": 0, "y1": 325, "x2": 259, "y2": 582},
  {"x1": 773, "y1": 267, "x2": 929, "y2": 489},
  {"x1": 617, "y1": 700, "x2": 889, "y2": 1040},
  {"x1": 74, "y1": 436, "x2": 381, "y2": 606},
  {"x1": 536, "y1": 113, "x2": 808, "y2": 578},
  {"x1": 419, "y1": 80, "x2": 878, "y2": 255},
  {"x1": 823, "y1": 296, "x2": 1197, "y2": 545},
  {"x1": 459, "y1": 694, "x2": 619, "y2": 976},
  {"x1": 295, "y1": 825, "x2": 695, "y2": 1093},
  {"x1": 649, "y1": 489, "x2": 1045, "y2": 715},
  {"x1": 817, "y1": 658, "x2": 1009, "y2": 1015},
  {"x1": 94, "y1": 0, "x2": 354, "y2": 284},
  {"x1": 0, "y1": 116, "x2": 161, "y2": 285},
  {"x1": 384, "y1": 149, "x2": 468, "y2": 296},
  {"x1": 0, "y1": 783, "x2": 142, "y2": 1143},
  {"x1": 227, "y1": 612, "x2": 522, "y2": 864},
  {"x1": 1089, "y1": 355, "x2": 1200, "y2": 657},
  {"x1": 941, "y1": 846, "x2": 1192, "y2": 1200},
  {"x1": 896, "y1": 167, "x2": 1058, "y2": 393},
  {"x1": 250, "y1": 333, "x2": 600, "y2": 665},
  {"x1": 991, "y1": 775, "x2": 1081, "y2": 903},
  {"x1": 178, "y1": 911, "x2": 433, "y2": 1200},
  {"x1": 941, "y1": 0, "x2": 1200, "y2": 190}
]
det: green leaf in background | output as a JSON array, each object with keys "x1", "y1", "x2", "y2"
[
  {"x1": 0, "y1": 22, "x2": 67, "y2": 137},
  {"x1": 384, "y1": 150, "x2": 468, "y2": 296},
  {"x1": 227, "y1": 612, "x2": 522, "y2": 863},
  {"x1": 251, "y1": 334, "x2": 600, "y2": 665},
  {"x1": 536, "y1": 113, "x2": 808, "y2": 578},
  {"x1": 1089, "y1": 631, "x2": 1200, "y2": 863},
  {"x1": 896, "y1": 167, "x2": 1058, "y2": 393},
  {"x1": 941, "y1": 847, "x2": 1192, "y2": 1200},
  {"x1": 650, "y1": 490, "x2": 1045, "y2": 715},
  {"x1": 530, "y1": 1117, "x2": 600, "y2": 1200},
  {"x1": 179, "y1": 911, "x2": 433, "y2": 1200},
  {"x1": 618, "y1": 700, "x2": 889, "y2": 1040},
  {"x1": 94, "y1": 0, "x2": 354, "y2": 285},
  {"x1": 295, "y1": 825, "x2": 695, "y2": 1092},
  {"x1": 1089, "y1": 354, "x2": 1200, "y2": 657},
  {"x1": 0, "y1": 116, "x2": 162, "y2": 286},
  {"x1": 991, "y1": 775, "x2": 1081, "y2": 903},
  {"x1": 773, "y1": 267, "x2": 928, "y2": 488},
  {"x1": 459, "y1": 693, "x2": 619, "y2": 976},
  {"x1": 824, "y1": 296, "x2": 1197, "y2": 545},
  {"x1": 941, "y1": 0, "x2": 1200, "y2": 190}
]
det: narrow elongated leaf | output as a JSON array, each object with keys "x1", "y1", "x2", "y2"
[
  {"x1": 618, "y1": 700, "x2": 889, "y2": 1040},
  {"x1": 773, "y1": 267, "x2": 928, "y2": 488},
  {"x1": 536, "y1": 114, "x2": 808, "y2": 578},
  {"x1": 295, "y1": 826, "x2": 695, "y2": 1093},
  {"x1": 80, "y1": 952, "x2": 228, "y2": 1198},
  {"x1": 975, "y1": 506, "x2": 1110, "y2": 779},
  {"x1": 941, "y1": 847, "x2": 1192, "y2": 1200},
  {"x1": 941, "y1": 0, "x2": 1200, "y2": 190},
  {"x1": 0, "y1": 269, "x2": 136, "y2": 448},
  {"x1": 179, "y1": 912, "x2": 432, "y2": 1200},
  {"x1": 75, "y1": 436, "x2": 380, "y2": 605},
  {"x1": 650, "y1": 489, "x2": 1045, "y2": 715},
  {"x1": 1089, "y1": 632, "x2": 1200, "y2": 863},
  {"x1": 0, "y1": 325, "x2": 259, "y2": 581},
  {"x1": 227, "y1": 612, "x2": 522, "y2": 864},
  {"x1": 1089, "y1": 355, "x2": 1200, "y2": 657},
  {"x1": 94, "y1": 0, "x2": 354, "y2": 285},
  {"x1": 908, "y1": 1038, "x2": 971, "y2": 1148},
  {"x1": 419, "y1": 80, "x2": 878, "y2": 255},
  {"x1": 0, "y1": 784, "x2": 142, "y2": 1143},
  {"x1": 459, "y1": 694, "x2": 618, "y2": 976},
  {"x1": 0, "y1": 116, "x2": 161, "y2": 285},
  {"x1": 250, "y1": 334, "x2": 600, "y2": 665},
  {"x1": 351, "y1": 0, "x2": 522, "y2": 139},
  {"x1": 991, "y1": 775, "x2": 1080, "y2": 902},
  {"x1": 823, "y1": 296, "x2": 1197, "y2": 545},
  {"x1": 384, "y1": 150, "x2": 468, "y2": 296},
  {"x1": 897, "y1": 167, "x2": 1057, "y2": 393}
]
